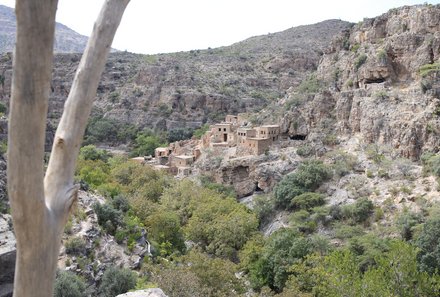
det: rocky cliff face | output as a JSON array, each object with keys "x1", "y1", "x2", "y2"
[
  {"x1": 257, "y1": 4, "x2": 440, "y2": 160},
  {"x1": 0, "y1": 19, "x2": 350, "y2": 138}
]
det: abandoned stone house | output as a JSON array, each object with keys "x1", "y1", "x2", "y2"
[
  {"x1": 170, "y1": 155, "x2": 194, "y2": 168},
  {"x1": 207, "y1": 115, "x2": 280, "y2": 155},
  {"x1": 155, "y1": 147, "x2": 172, "y2": 158},
  {"x1": 240, "y1": 137, "x2": 273, "y2": 155},
  {"x1": 210, "y1": 122, "x2": 237, "y2": 146},
  {"x1": 257, "y1": 125, "x2": 280, "y2": 141}
]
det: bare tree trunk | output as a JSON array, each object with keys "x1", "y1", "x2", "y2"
[{"x1": 8, "y1": 1, "x2": 130, "y2": 296}]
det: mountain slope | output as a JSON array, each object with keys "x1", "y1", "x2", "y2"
[{"x1": 0, "y1": 4, "x2": 88, "y2": 53}]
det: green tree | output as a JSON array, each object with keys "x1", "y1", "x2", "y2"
[
  {"x1": 146, "y1": 211, "x2": 186, "y2": 255},
  {"x1": 417, "y1": 218, "x2": 440, "y2": 274},
  {"x1": 79, "y1": 145, "x2": 110, "y2": 161},
  {"x1": 185, "y1": 195, "x2": 258, "y2": 259},
  {"x1": 130, "y1": 130, "x2": 167, "y2": 157},
  {"x1": 245, "y1": 228, "x2": 312, "y2": 291}
]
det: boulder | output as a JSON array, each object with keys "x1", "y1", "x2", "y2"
[{"x1": 116, "y1": 288, "x2": 168, "y2": 297}]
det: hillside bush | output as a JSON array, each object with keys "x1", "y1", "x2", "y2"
[
  {"x1": 93, "y1": 202, "x2": 123, "y2": 235},
  {"x1": 341, "y1": 197, "x2": 374, "y2": 224},
  {"x1": 64, "y1": 236, "x2": 87, "y2": 255},
  {"x1": 291, "y1": 192, "x2": 325, "y2": 210},
  {"x1": 53, "y1": 271, "x2": 87, "y2": 297},
  {"x1": 297, "y1": 74, "x2": 321, "y2": 94},
  {"x1": 99, "y1": 266, "x2": 136, "y2": 297},
  {"x1": 274, "y1": 160, "x2": 332, "y2": 209},
  {"x1": 396, "y1": 210, "x2": 423, "y2": 241},
  {"x1": 354, "y1": 54, "x2": 367, "y2": 70}
]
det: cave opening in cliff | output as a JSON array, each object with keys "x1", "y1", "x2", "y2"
[
  {"x1": 365, "y1": 77, "x2": 386, "y2": 84},
  {"x1": 255, "y1": 182, "x2": 263, "y2": 192},
  {"x1": 290, "y1": 134, "x2": 307, "y2": 140}
]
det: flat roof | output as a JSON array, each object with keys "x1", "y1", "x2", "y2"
[
  {"x1": 155, "y1": 147, "x2": 169, "y2": 151},
  {"x1": 154, "y1": 165, "x2": 170, "y2": 169},
  {"x1": 214, "y1": 123, "x2": 233, "y2": 126},
  {"x1": 174, "y1": 155, "x2": 194, "y2": 159},
  {"x1": 260, "y1": 125, "x2": 280, "y2": 128},
  {"x1": 248, "y1": 137, "x2": 271, "y2": 141}
]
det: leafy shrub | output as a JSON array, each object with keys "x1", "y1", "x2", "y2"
[
  {"x1": 111, "y1": 161, "x2": 169, "y2": 206},
  {"x1": 298, "y1": 74, "x2": 321, "y2": 94},
  {"x1": 274, "y1": 160, "x2": 332, "y2": 209},
  {"x1": 341, "y1": 197, "x2": 374, "y2": 224},
  {"x1": 253, "y1": 194, "x2": 275, "y2": 225},
  {"x1": 99, "y1": 266, "x2": 137, "y2": 297},
  {"x1": 65, "y1": 237, "x2": 87, "y2": 255},
  {"x1": 334, "y1": 224, "x2": 365, "y2": 239},
  {"x1": 419, "y1": 62, "x2": 440, "y2": 77},
  {"x1": 290, "y1": 210, "x2": 318, "y2": 234},
  {"x1": 354, "y1": 54, "x2": 367, "y2": 70},
  {"x1": 112, "y1": 195, "x2": 130, "y2": 212},
  {"x1": 93, "y1": 202, "x2": 123, "y2": 235},
  {"x1": 377, "y1": 49, "x2": 387, "y2": 64},
  {"x1": 396, "y1": 210, "x2": 423, "y2": 241},
  {"x1": 291, "y1": 192, "x2": 325, "y2": 210},
  {"x1": 153, "y1": 251, "x2": 244, "y2": 297},
  {"x1": 54, "y1": 271, "x2": 87, "y2": 297},
  {"x1": 79, "y1": 145, "x2": 110, "y2": 161},
  {"x1": 296, "y1": 144, "x2": 315, "y2": 157},
  {"x1": 421, "y1": 152, "x2": 440, "y2": 177}
]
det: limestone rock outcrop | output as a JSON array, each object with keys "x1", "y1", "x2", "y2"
[
  {"x1": 116, "y1": 288, "x2": 168, "y2": 297},
  {"x1": 257, "y1": 4, "x2": 440, "y2": 160}
]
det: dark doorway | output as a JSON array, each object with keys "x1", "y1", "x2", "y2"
[{"x1": 289, "y1": 134, "x2": 307, "y2": 140}]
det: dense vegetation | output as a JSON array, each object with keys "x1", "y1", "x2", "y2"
[{"x1": 67, "y1": 145, "x2": 440, "y2": 296}]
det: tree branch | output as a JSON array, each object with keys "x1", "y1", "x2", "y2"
[
  {"x1": 44, "y1": 0, "x2": 130, "y2": 214},
  {"x1": 8, "y1": 0, "x2": 59, "y2": 230}
]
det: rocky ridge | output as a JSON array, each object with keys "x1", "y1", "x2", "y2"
[
  {"x1": 0, "y1": 5, "x2": 89, "y2": 53},
  {"x1": 257, "y1": 4, "x2": 440, "y2": 160},
  {"x1": 0, "y1": 19, "x2": 351, "y2": 137}
]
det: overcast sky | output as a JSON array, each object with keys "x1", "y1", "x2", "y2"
[{"x1": 0, "y1": 0, "x2": 439, "y2": 54}]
